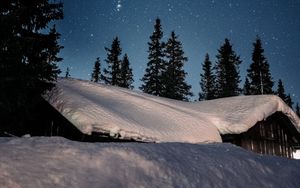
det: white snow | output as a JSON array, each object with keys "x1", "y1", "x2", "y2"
[
  {"x1": 46, "y1": 78, "x2": 300, "y2": 143},
  {"x1": 0, "y1": 137, "x2": 300, "y2": 188},
  {"x1": 186, "y1": 95, "x2": 300, "y2": 135},
  {"x1": 46, "y1": 78, "x2": 222, "y2": 143}
]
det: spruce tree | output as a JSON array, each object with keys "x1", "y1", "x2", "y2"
[
  {"x1": 199, "y1": 53, "x2": 215, "y2": 100},
  {"x1": 91, "y1": 57, "x2": 101, "y2": 83},
  {"x1": 0, "y1": 0, "x2": 63, "y2": 135},
  {"x1": 140, "y1": 18, "x2": 166, "y2": 96},
  {"x1": 162, "y1": 31, "x2": 192, "y2": 101},
  {"x1": 276, "y1": 79, "x2": 287, "y2": 100},
  {"x1": 215, "y1": 38, "x2": 242, "y2": 98},
  {"x1": 285, "y1": 94, "x2": 293, "y2": 108},
  {"x1": 65, "y1": 67, "x2": 71, "y2": 78},
  {"x1": 103, "y1": 37, "x2": 122, "y2": 86},
  {"x1": 120, "y1": 54, "x2": 134, "y2": 89},
  {"x1": 276, "y1": 79, "x2": 293, "y2": 107},
  {"x1": 296, "y1": 103, "x2": 300, "y2": 117},
  {"x1": 243, "y1": 77, "x2": 251, "y2": 95},
  {"x1": 246, "y1": 37, "x2": 273, "y2": 95}
]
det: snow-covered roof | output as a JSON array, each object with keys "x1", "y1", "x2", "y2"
[
  {"x1": 46, "y1": 78, "x2": 222, "y2": 143},
  {"x1": 46, "y1": 78, "x2": 300, "y2": 143},
  {"x1": 187, "y1": 95, "x2": 300, "y2": 135}
]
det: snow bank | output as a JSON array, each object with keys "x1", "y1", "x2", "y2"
[
  {"x1": 0, "y1": 137, "x2": 300, "y2": 188},
  {"x1": 46, "y1": 78, "x2": 222, "y2": 143},
  {"x1": 46, "y1": 78, "x2": 300, "y2": 143}
]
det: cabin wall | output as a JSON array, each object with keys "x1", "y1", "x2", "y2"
[
  {"x1": 240, "y1": 121, "x2": 293, "y2": 158},
  {"x1": 222, "y1": 113, "x2": 299, "y2": 158}
]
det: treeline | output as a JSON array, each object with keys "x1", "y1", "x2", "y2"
[
  {"x1": 82, "y1": 18, "x2": 299, "y2": 113},
  {"x1": 85, "y1": 18, "x2": 192, "y2": 101},
  {"x1": 0, "y1": 0, "x2": 63, "y2": 135},
  {"x1": 199, "y1": 36, "x2": 296, "y2": 110}
]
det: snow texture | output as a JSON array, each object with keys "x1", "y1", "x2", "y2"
[
  {"x1": 0, "y1": 137, "x2": 300, "y2": 188},
  {"x1": 47, "y1": 78, "x2": 222, "y2": 143},
  {"x1": 46, "y1": 78, "x2": 300, "y2": 143},
  {"x1": 186, "y1": 95, "x2": 300, "y2": 135}
]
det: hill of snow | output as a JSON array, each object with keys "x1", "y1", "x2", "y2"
[
  {"x1": 0, "y1": 137, "x2": 299, "y2": 188},
  {"x1": 46, "y1": 78, "x2": 300, "y2": 143}
]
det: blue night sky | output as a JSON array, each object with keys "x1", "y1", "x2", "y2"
[{"x1": 55, "y1": 0, "x2": 300, "y2": 104}]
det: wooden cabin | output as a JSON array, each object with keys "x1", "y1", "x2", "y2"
[
  {"x1": 30, "y1": 79, "x2": 300, "y2": 159},
  {"x1": 222, "y1": 112, "x2": 300, "y2": 158}
]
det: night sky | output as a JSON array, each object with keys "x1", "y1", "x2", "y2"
[{"x1": 55, "y1": 0, "x2": 300, "y2": 103}]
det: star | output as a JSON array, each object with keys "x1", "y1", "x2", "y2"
[
  {"x1": 56, "y1": 1, "x2": 300, "y2": 103},
  {"x1": 116, "y1": 0, "x2": 122, "y2": 12}
]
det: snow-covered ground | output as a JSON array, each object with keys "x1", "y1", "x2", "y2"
[
  {"x1": 0, "y1": 137, "x2": 299, "y2": 188},
  {"x1": 46, "y1": 78, "x2": 300, "y2": 143}
]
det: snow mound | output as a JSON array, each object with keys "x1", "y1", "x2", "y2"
[
  {"x1": 47, "y1": 78, "x2": 222, "y2": 143},
  {"x1": 0, "y1": 137, "x2": 300, "y2": 188}
]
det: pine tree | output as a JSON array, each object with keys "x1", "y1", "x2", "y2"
[
  {"x1": 276, "y1": 79, "x2": 287, "y2": 100},
  {"x1": 199, "y1": 53, "x2": 215, "y2": 100},
  {"x1": 296, "y1": 103, "x2": 300, "y2": 117},
  {"x1": 276, "y1": 79, "x2": 293, "y2": 107},
  {"x1": 215, "y1": 38, "x2": 242, "y2": 98},
  {"x1": 246, "y1": 37, "x2": 273, "y2": 95},
  {"x1": 103, "y1": 37, "x2": 122, "y2": 86},
  {"x1": 65, "y1": 67, "x2": 71, "y2": 78},
  {"x1": 140, "y1": 18, "x2": 166, "y2": 96},
  {"x1": 285, "y1": 94, "x2": 293, "y2": 108},
  {"x1": 0, "y1": 0, "x2": 63, "y2": 134},
  {"x1": 162, "y1": 31, "x2": 192, "y2": 101},
  {"x1": 91, "y1": 57, "x2": 101, "y2": 83},
  {"x1": 243, "y1": 77, "x2": 251, "y2": 95},
  {"x1": 120, "y1": 54, "x2": 134, "y2": 89}
]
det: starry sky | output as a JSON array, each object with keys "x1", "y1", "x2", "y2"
[{"x1": 55, "y1": 0, "x2": 300, "y2": 104}]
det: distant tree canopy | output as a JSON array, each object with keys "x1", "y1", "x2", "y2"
[
  {"x1": 140, "y1": 18, "x2": 192, "y2": 100},
  {"x1": 243, "y1": 77, "x2": 251, "y2": 95},
  {"x1": 276, "y1": 79, "x2": 293, "y2": 108},
  {"x1": 0, "y1": 0, "x2": 63, "y2": 135},
  {"x1": 214, "y1": 38, "x2": 242, "y2": 98},
  {"x1": 161, "y1": 31, "x2": 192, "y2": 101},
  {"x1": 140, "y1": 18, "x2": 166, "y2": 96},
  {"x1": 119, "y1": 54, "x2": 134, "y2": 89},
  {"x1": 245, "y1": 37, "x2": 273, "y2": 95},
  {"x1": 199, "y1": 53, "x2": 216, "y2": 100},
  {"x1": 103, "y1": 37, "x2": 122, "y2": 86},
  {"x1": 102, "y1": 37, "x2": 134, "y2": 89},
  {"x1": 91, "y1": 57, "x2": 101, "y2": 83}
]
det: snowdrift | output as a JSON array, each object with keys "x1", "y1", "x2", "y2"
[
  {"x1": 0, "y1": 137, "x2": 300, "y2": 188},
  {"x1": 46, "y1": 78, "x2": 300, "y2": 143}
]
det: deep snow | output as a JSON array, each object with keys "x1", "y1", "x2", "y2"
[
  {"x1": 46, "y1": 78, "x2": 222, "y2": 143},
  {"x1": 0, "y1": 137, "x2": 300, "y2": 188},
  {"x1": 46, "y1": 78, "x2": 300, "y2": 143}
]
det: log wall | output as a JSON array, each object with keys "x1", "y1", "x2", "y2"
[{"x1": 222, "y1": 113, "x2": 299, "y2": 158}]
